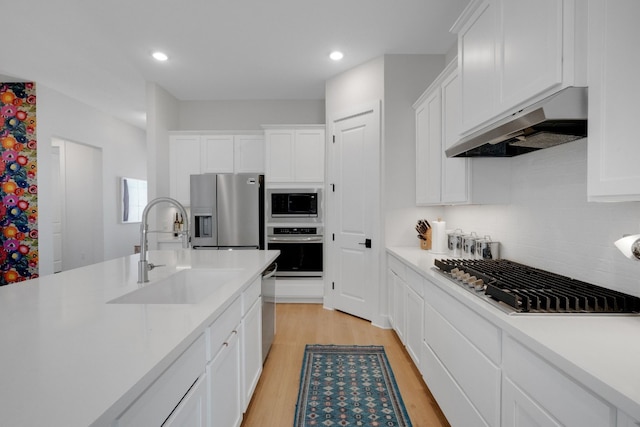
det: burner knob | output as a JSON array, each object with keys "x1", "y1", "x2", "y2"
[{"x1": 470, "y1": 278, "x2": 485, "y2": 291}]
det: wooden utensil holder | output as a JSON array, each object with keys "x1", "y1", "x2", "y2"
[{"x1": 420, "y1": 228, "x2": 432, "y2": 250}]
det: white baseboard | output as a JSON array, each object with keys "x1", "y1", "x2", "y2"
[{"x1": 275, "y1": 277, "x2": 324, "y2": 303}]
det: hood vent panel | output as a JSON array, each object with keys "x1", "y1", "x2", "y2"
[{"x1": 446, "y1": 87, "x2": 588, "y2": 158}]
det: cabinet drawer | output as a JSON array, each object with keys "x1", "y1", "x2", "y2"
[
  {"x1": 242, "y1": 276, "x2": 261, "y2": 315},
  {"x1": 422, "y1": 341, "x2": 490, "y2": 427},
  {"x1": 424, "y1": 300, "x2": 501, "y2": 426},
  {"x1": 208, "y1": 297, "x2": 242, "y2": 360},
  {"x1": 116, "y1": 334, "x2": 206, "y2": 427},
  {"x1": 387, "y1": 254, "x2": 406, "y2": 280},
  {"x1": 503, "y1": 335, "x2": 614, "y2": 427},
  {"x1": 424, "y1": 277, "x2": 501, "y2": 364}
]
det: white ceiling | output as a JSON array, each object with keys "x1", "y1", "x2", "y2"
[{"x1": 1, "y1": 0, "x2": 470, "y2": 129}]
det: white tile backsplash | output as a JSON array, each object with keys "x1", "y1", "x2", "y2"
[{"x1": 443, "y1": 139, "x2": 640, "y2": 297}]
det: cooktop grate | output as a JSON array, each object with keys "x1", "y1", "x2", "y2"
[{"x1": 434, "y1": 259, "x2": 640, "y2": 314}]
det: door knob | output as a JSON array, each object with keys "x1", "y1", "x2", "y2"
[{"x1": 358, "y1": 238, "x2": 372, "y2": 248}]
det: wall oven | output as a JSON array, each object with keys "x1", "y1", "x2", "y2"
[
  {"x1": 267, "y1": 189, "x2": 322, "y2": 223},
  {"x1": 267, "y1": 226, "x2": 323, "y2": 277}
]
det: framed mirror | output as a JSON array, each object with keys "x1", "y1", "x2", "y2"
[{"x1": 120, "y1": 177, "x2": 147, "y2": 223}]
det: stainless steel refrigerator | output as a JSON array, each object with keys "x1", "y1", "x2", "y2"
[{"x1": 190, "y1": 173, "x2": 264, "y2": 249}]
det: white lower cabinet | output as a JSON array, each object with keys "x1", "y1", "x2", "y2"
[
  {"x1": 404, "y1": 268, "x2": 424, "y2": 369},
  {"x1": 386, "y1": 267, "x2": 396, "y2": 328},
  {"x1": 114, "y1": 275, "x2": 265, "y2": 427},
  {"x1": 163, "y1": 375, "x2": 207, "y2": 427},
  {"x1": 208, "y1": 327, "x2": 242, "y2": 427},
  {"x1": 387, "y1": 251, "x2": 639, "y2": 427},
  {"x1": 502, "y1": 335, "x2": 614, "y2": 427},
  {"x1": 422, "y1": 282, "x2": 501, "y2": 427},
  {"x1": 241, "y1": 277, "x2": 263, "y2": 412},
  {"x1": 421, "y1": 341, "x2": 490, "y2": 426},
  {"x1": 115, "y1": 335, "x2": 207, "y2": 427},
  {"x1": 502, "y1": 376, "x2": 561, "y2": 427},
  {"x1": 387, "y1": 255, "x2": 406, "y2": 343}
]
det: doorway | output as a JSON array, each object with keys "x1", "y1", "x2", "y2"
[
  {"x1": 51, "y1": 138, "x2": 104, "y2": 272},
  {"x1": 327, "y1": 103, "x2": 381, "y2": 321}
]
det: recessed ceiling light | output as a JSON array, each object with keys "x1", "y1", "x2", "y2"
[
  {"x1": 329, "y1": 51, "x2": 344, "y2": 61},
  {"x1": 152, "y1": 51, "x2": 168, "y2": 61}
]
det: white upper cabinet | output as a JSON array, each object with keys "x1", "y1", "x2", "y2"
[
  {"x1": 414, "y1": 60, "x2": 510, "y2": 206},
  {"x1": 169, "y1": 133, "x2": 265, "y2": 205},
  {"x1": 587, "y1": 0, "x2": 640, "y2": 201},
  {"x1": 234, "y1": 135, "x2": 266, "y2": 173},
  {"x1": 453, "y1": 0, "x2": 587, "y2": 135},
  {"x1": 498, "y1": 0, "x2": 563, "y2": 111},
  {"x1": 264, "y1": 125, "x2": 325, "y2": 184},
  {"x1": 456, "y1": 0, "x2": 497, "y2": 133},
  {"x1": 441, "y1": 67, "x2": 469, "y2": 204},
  {"x1": 265, "y1": 129, "x2": 295, "y2": 182},
  {"x1": 201, "y1": 135, "x2": 235, "y2": 173},
  {"x1": 169, "y1": 135, "x2": 202, "y2": 206},
  {"x1": 415, "y1": 86, "x2": 443, "y2": 205}
]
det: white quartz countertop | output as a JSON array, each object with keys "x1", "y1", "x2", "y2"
[
  {"x1": 387, "y1": 246, "x2": 640, "y2": 421},
  {"x1": 0, "y1": 249, "x2": 279, "y2": 427}
]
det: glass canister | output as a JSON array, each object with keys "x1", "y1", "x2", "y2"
[
  {"x1": 475, "y1": 235, "x2": 500, "y2": 260},
  {"x1": 447, "y1": 229, "x2": 464, "y2": 257},
  {"x1": 462, "y1": 232, "x2": 479, "y2": 258}
]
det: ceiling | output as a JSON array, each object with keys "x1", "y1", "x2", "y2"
[{"x1": 1, "y1": 0, "x2": 470, "y2": 129}]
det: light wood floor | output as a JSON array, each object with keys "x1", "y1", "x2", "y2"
[{"x1": 241, "y1": 303, "x2": 450, "y2": 427}]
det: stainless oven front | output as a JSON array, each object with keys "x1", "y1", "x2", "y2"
[{"x1": 267, "y1": 226, "x2": 323, "y2": 277}]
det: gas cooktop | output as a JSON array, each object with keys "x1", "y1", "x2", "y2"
[{"x1": 434, "y1": 259, "x2": 640, "y2": 315}]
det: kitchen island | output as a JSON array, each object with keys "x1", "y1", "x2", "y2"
[
  {"x1": 388, "y1": 246, "x2": 640, "y2": 426},
  {"x1": 0, "y1": 249, "x2": 279, "y2": 427}
]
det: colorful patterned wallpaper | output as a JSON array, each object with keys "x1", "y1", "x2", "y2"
[{"x1": 0, "y1": 82, "x2": 38, "y2": 285}]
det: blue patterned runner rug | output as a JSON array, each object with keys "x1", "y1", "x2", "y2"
[{"x1": 294, "y1": 344, "x2": 413, "y2": 427}]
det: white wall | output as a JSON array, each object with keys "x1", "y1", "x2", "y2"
[
  {"x1": 178, "y1": 100, "x2": 325, "y2": 130},
  {"x1": 325, "y1": 55, "x2": 450, "y2": 324},
  {"x1": 146, "y1": 82, "x2": 179, "y2": 200},
  {"x1": 383, "y1": 55, "x2": 446, "y2": 247},
  {"x1": 325, "y1": 57, "x2": 385, "y2": 117},
  {"x1": 442, "y1": 140, "x2": 640, "y2": 297},
  {"x1": 36, "y1": 84, "x2": 146, "y2": 275}
]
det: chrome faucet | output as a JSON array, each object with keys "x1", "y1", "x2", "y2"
[{"x1": 138, "y1": 197, "x2": 189, "y2": 283}]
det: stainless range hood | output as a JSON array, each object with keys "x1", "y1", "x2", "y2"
[{"x1": 446, "y1": 87, "x2": 588, "y2": 158}]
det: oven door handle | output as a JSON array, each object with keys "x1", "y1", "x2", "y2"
[{"x1": 268, "y1": 236, "x2": 323, "y2": 243}]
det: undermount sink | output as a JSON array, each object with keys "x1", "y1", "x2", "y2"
[{"x1": 108, "y1": 268, "x2": 244, "y2": 304}]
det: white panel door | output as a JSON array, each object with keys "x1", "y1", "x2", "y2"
[{"x1": 330, "y1": 104, "x2": 380, "y2": 321}]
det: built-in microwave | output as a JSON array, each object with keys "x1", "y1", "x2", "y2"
[{"x1": 267, "y1": 189, "x2": 322, "y2": 223}]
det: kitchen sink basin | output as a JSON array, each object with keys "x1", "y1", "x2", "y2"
[{"x1": 108, "y1": 268, "x2": 244, "y2": 304}]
